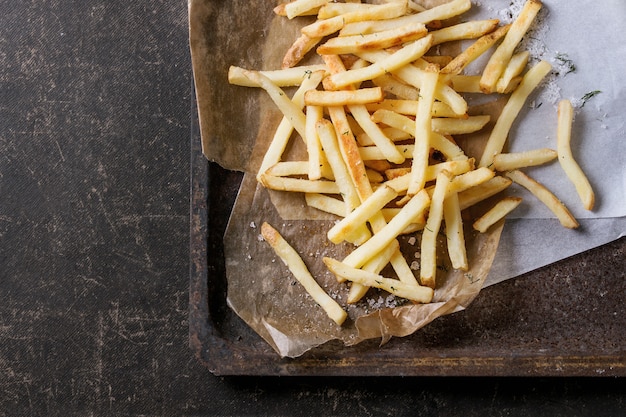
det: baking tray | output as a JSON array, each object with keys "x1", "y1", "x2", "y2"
[
  {"x1": 189, "y1": 100, "x2": 626, "y2": 377},
  {"x1": 187, "y1": 1, "x2": 626, "y2": 376}
]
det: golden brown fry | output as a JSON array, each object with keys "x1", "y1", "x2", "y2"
[{"x1": 282, "y1": 33, "x2": 323, "y2": 69}]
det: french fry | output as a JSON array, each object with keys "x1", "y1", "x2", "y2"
[
  {"x1": 370, "y1": 110, "x2": 468, "y2": 161},
  {"x1": 305, "y1": 105, "x2": 325, "y2": 180},
  {"x1": 317, "y1": 23, "x2": 428, "y2": 55},
  {"x1": 284, "y1": 0, "x2": 329, "y2": 19},
  {"x1": 365, "y1": 99, "x2": 462, "y2": 119},
  {"x1": 473, "y1": 197, "x2": 523, "y2": 233},
  {"x1": 431, "y1": 115, "x2": 490, "y2": 135},
  {"x1": 420, "y1": 170, "x2": 452, "y2": 288},
  {"x1": 441, "y1": 24, "x2": 511, "y2": 75},
  {"x1": 304, "y1": 87, "x2": 384, "y2": 106},
  {"x1": 260, "y1": 173, "x2": 340, "y2": 194},
  {"x1": 339, "y1": 0, "x2": 471, "y2": 36},
  {"x1": 228, "y1": 65, "x2": 327, "y2": 87},
  {"x1": 479, "y1": 60, "x2": 552, "y2": 168},
  {"x1": 229, "y1": 67, "x2": 308, "y2": 139},
  {"x1": 266, "y1": 161, "x2": 333, "y2": 180},
  {"x1": 372, "y1": 73, "x2": 421, "y2": 101},
  {"x1": 479, "y1": 0, "x2": 542, "y2": 93},
  {"x1": 342, "y1": 189, "x2": 430, "y2": 269},
  {"x1": 505, "y1": 169, "x2": 579, "y2": 229},
  {"x1": 261, "y1": 222, "x2": 347, "y2": 326},
  {"x1": 347, "y1": 239, "x2": 401, "y2": 304},
  {"x1": 385, "y1": 159, "x2": 474, "y2": 192},
  {"x1": 256, "y1": 70, "x2": 325, "y2": 179},
  {"x1": 305, "y1": 193, "x2": 345, "y2": 217},
  {"x1": 302, "y1": 2, "x2": 407, "y2": 38},
  {"x1": 443, "y1": 191, "x2": 468, "y2": 271},
  {"x1": 408, "y1": 67, "x2": 438, "y2": 195},
  {"x1": 282, "y1": 34, "x2": 324, "y2": 69},
  {"x1": 493, "y1": 148, "x2": 557, "y2": 172},
  {"x1": 448, "y1": 167, "x2": 495, "y2": 195},
  {"x1": 316, "y1": 119, "x2": 362, "y2": 213},
  {"x1": 458, "y1": 176, "x2": 512, "y2": 211},
  {"x1": 429, "y1": 19, "x2": 500, "y2": 46},
  {"x1": 327, "y1": 185, "x2": 399, "y2": 244},
  {"x1": 556, "y1": 99, "x2": 595, "y2": 210},
  {"x1": 325, "y1": 35, "x2": 433, "y2": 90},
  {"x1": 495, "y1": 50, "x2": 530, "y2": 94},
  {"x1": 328, "y1": 106, "x2": 373, "y2": 203},
  {"x1": 301, "y1": 15, "x2": 345, "y2": 38},
  {"x1": 348, "y1": 104, "x2": 406, "y2": 164},
  {"x1": 323, "y1": 257, "x2": 434, "y2": 303}
]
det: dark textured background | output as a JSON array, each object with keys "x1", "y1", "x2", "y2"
[{"x1": 1, "y1": 0, "x2": 625, "y2": 415}]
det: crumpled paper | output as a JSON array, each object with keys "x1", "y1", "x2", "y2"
[{"x1": 189, "y1": 0, "x2": 626, "y2": 357}]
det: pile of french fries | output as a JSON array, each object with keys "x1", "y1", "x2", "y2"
[{"x1": 228, "y1": 0, "x2": 595, "y2": 326}]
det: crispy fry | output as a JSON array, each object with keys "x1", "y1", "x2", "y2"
[
  {"x1": 479, "y1": 60, "x2": 552, "y2": 168},
  {"x1": 228, "y1": 65, "x2": 327, "y2": 87},
  {"x1": 284, "y1": 0, "x2": 329, "y2": 19},
  {"x1": 505, "y1": 169, "x2": 579, "y2": 228},
  {"x1": 458, "y1": 176, "x2": 512, "y2": 210},
  {"x1": 327, "y1": 185, "x2": 399, "y2": 244},
  {"x1": 495, "y1": 51, "x2": 530, "y2": 94},
  {"x1": 409, "y1": 67, "x2": 438, "y2": 195},
  {"x1": 443, "y1": 191, "x2": 468, "y2": 271},
  {"x1": 430, "y1": 19, "x2": 500, "y2": 46},
  {"x1": 340, "y1": 0, "x2": 471, "y2": 36},
  {"x1": 420, "y1": 170, "x2": 452, "y2": 288},
  {"x1": 262, "y1": 222, "x2": 347, "y2": 326},
  {"x1": 557, "y1": 99, "x2": 595, "y2": 210},
  {"x1": 255, "y1": 70, "x2": 325, "y2": 180},
  {"x1": 473, "y1": 197, "x2": 523, "y2": 233},
  {"x1": 492, "y1": 148, "x2": 557, "y2": 172},
  {"x1": 325, "y1": 35, "x2": 433, "y2": 90},
  {"x1": 304, "y1": 87, "x2": 384, "y2": 106},
  {"x1": 342, "y1": 189, "x2": 430, "y2": 269},
  {"x1": 479, "y1": 0, "x2": 542, "y2": 93},
  {"x1": 441, "y1": 24, "x2": 511, "y2": 75},
  {"x1": 317, "y1": 23, "x2": 428, "y2": 55},
  {"x1": 324, "y1": 257, "x2": 434, "y2": 303},
  {"x1": 282, "y1": 34, "x2": 323, "y2": 69}
]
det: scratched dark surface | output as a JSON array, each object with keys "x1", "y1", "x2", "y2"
[{"x1": 1, "y1": 0, "x2": 626, "y2": 416}]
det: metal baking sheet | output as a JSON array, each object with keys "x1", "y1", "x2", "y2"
[
  {"x1": 189, "y1": 107, "x2": 626, "y2": 377},
  {"x1": 187, "y1": 1, "x2": 626, "y2": 376}
]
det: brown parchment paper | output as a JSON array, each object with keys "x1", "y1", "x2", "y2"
[{"x1": 189, "y1": 0, "x2": 504, "y2": 357}]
